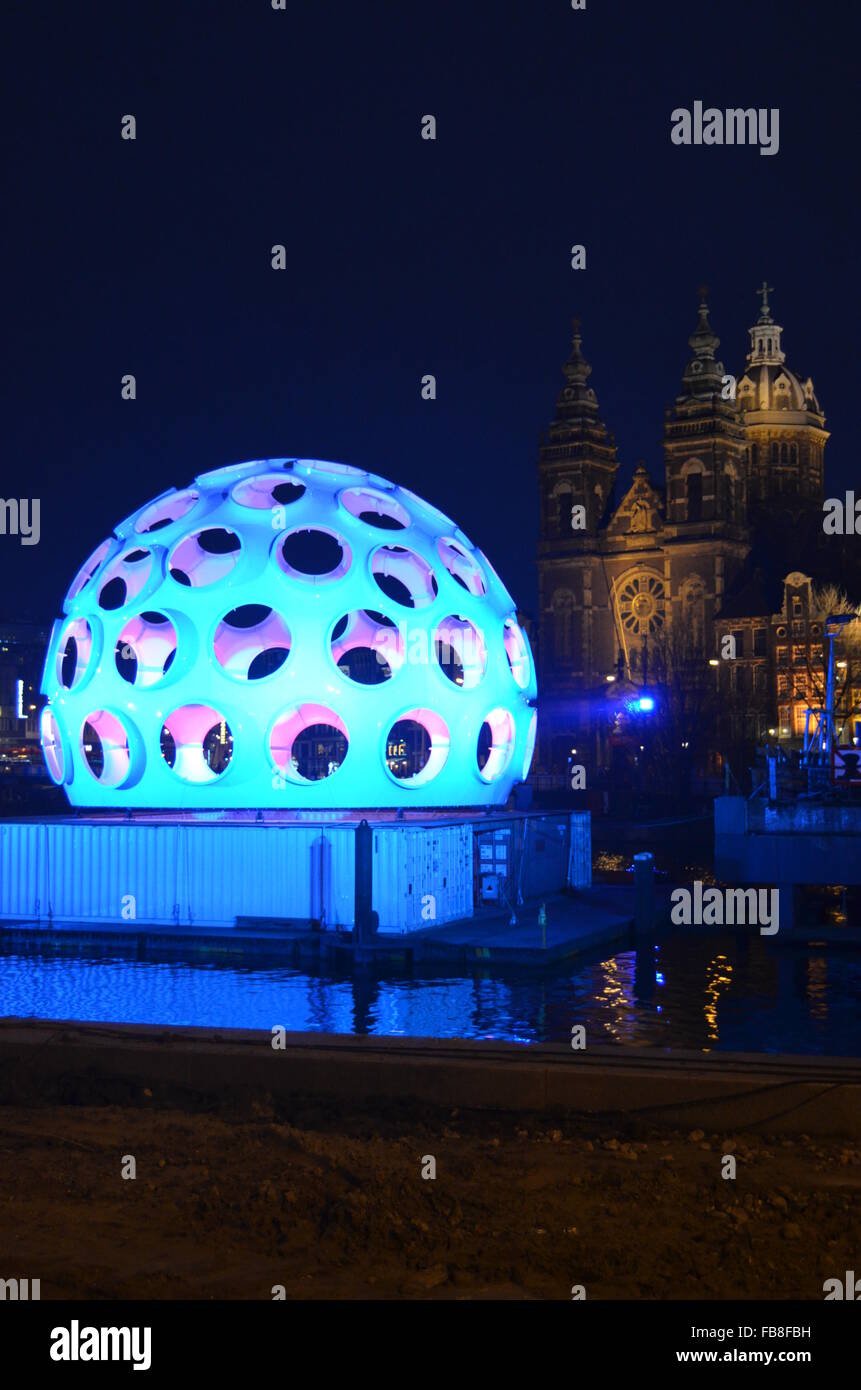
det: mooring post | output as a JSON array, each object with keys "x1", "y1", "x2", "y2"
[
  {"x1": 633, "y1": 852, "x2": 655, "y2": 936},
  {"x1": 354, "y1": 818, "x2": 377, "y2": 953}
]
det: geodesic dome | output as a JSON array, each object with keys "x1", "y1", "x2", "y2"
[{"x1": 40, "y1": 458, "x2": 537, "y2": 808}]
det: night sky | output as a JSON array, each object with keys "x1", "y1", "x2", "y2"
[{"x1": 3, "y1": 0, "x2": 857, "y2": 624}]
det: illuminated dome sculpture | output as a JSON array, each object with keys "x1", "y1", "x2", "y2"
[{"x1": 41, "y1": 459, "x2": 537, "y2": 808}]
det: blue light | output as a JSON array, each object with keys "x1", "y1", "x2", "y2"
[
  {"x1": 637, "y1": 696, "x2": 654, "y2": 712},
  {"x1": 41, "y1": 459, "x2": 538, "y2": 809}
]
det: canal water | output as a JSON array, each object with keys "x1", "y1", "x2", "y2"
[{"x1": 1, "y1": 931, "x2": 857, "y2": 1055}]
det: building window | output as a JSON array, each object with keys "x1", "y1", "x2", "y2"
[
  {"x1": 777, "y1": 673, "x2": 789, "y2": 697},
  {"x1": 732, "y1": 628, "x2": 745, "y2": 657},
  {"x1": 725, "y1": 471, "x2": 736, "y2": 521},
  {"x1": 682, "y1": 580, "x2": 706, "y2": 654},
  {"x1": 686, "y1": 472, "x2": 703, "y2": 522},
  {"x1": 792, "y1": 596, "x2": 803, "y2": 617},
  {"x1": 557, "y1": 489, "x2": 573, "y2": 536},
  {"x1": 754, "y1": 666, "x2": 767, "y2": 695},
  {"x1": 753, "y1": 627, "x2": 767, "y2": 656},
  {"x1": 617, "y1": 571, "x2": 666, "y2": 637},
  {"x1": 776, "y1": 646, "x2": 788, "y2": 665},
  {"x1": 552, "y1": 590, "x2": 576, "y2": 663},
  {"x1": 771, "y1": 442, "x2": 779, "y2": 465},
  {"x1": 792, "y1": 645, "x2": 807, "y2": 666}
]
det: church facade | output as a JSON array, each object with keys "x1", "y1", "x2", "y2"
[{"x1": 535, "y1": 286, "x2": 836, "y2": 777}]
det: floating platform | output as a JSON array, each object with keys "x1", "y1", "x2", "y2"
[
  {"x1": 0, "y1": 808, "x2": 591, "y2": 937},
  {"x1": 0, "y1": 886, "x2": 636, "y2": 969}
]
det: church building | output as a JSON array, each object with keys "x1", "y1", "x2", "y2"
[{"x1": 534, "y1": 285, "x2": 843, "y2": 779}]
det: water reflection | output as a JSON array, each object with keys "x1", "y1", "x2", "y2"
[{"x1": 0, "y1": 933, "x2": 857, "y2": 1056}]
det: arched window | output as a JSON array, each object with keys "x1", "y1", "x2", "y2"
[
  {"x1": 780, "y1": 443, "x2": 788, "y2": 465},
  {"x1": 552, "y1": 589, "x2": 576, "y2": 664},
  {"x1": 790, "y1": 443, "x2": 798, "y2": 466},
  {"x1": 686, "y1": 472, "x2": 703, "y2": 521},
  {"x1": 725, "y1": 469, "x2": 737, "y2": 522},
  {"x1": 751, "y1": 443, "x2": 758, "y2": 469},
  {"x1": 556, "y1": 487, "x2": 573, "y2": 536},
  {"x1": 771, "y1": 442, "x2": 779, "y2": 465},
  {"x1": 682, "y1": 579, "x2": 706, "y2": 654}
]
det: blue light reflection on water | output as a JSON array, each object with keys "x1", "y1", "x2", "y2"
[{"x1": 0, "y1": 934, "x2": 858, "y2": 1055}]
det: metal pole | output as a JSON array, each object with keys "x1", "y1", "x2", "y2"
[{"x1": 633, "y1": 852, "x2": 655, "y2": 936}]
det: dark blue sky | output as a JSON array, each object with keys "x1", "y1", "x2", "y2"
[{"x1": 3, "y1": 0, "x2": 857, "y2": 622}]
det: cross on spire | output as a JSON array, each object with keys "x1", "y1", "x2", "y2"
[{"x1": 757, "y1": 280, "x2": 774, "y2": 317}]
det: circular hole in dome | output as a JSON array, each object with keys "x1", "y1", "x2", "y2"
[
  {"x1": 135, "y1": 488, "x2": 199, "y2": 534},
  {"x1": 522, "y1": 710, "x2": 538, "y2": 780},
  {"x1": 477, "y1": 708, "x2": 516, "y2": 782},
  {"x1": 504, "y1": 617, "x2": 532, "y2": 689},
  {"x1": 160, "y1": 704, "x2": 233, "y2": 782},
  {"x1": 434, "y1": 615, "x2": 487, "y2": 688},
  {"x1": 41, "y1": 709, "x2": 65, "y2": 784},
  {"x1": 278, "y1": 528, "x2": 351, "y2": 582},
  {"x1": 57, "y1": 618, "x2": 94, "y2": 690},
  {"x1": 270, "y1": 705, "x2": 348, "y2": 783},
  {"x1": 385, "y1": 709, "x2": 449, "y2": 786},
  {"x1": 67, "y1": 539, "x2": 113, "y2": 602},
  {"x1": 213, "y1": 605, "x2": 292, "y2": 682},
  {"x1": 97, "y1": 548, "x2": 154, "y2": 611},
  {"x1": 371, "y1": 546, "x2": 438, "y2": 609},
  {"x1": 331, "y1": 609, "x2": 404, "y2": 685},
  {"x1": 115, "y1": 612, "x2": 178, "y2": 687},
  {"x1": 169, "y1": 528, "x2": 241, "y2": 587},
  {"x1": 339, "y1": 487, "x2": 410, "y2": 531},
  {"x1": 232, "y1": 473, "x2": 307, "y2": 509},
  {"x1": 81, "y1": 710, "x2": 133, "y2": 788},
  {"x1": 437, "y1": 537, "x2": 487, "y2": 597}
]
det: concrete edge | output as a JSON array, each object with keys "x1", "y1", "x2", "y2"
[{"x1": 0, "y1": 1018, "x2": 858, "y2": 1138}]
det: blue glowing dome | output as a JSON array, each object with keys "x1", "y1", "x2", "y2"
[{"x1": 40, "y1": 459, "x2": 537, "y2": 808}]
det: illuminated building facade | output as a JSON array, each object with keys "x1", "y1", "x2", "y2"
[{"x1": 535, "y1": 286, "x2": 850, "y2": 777}]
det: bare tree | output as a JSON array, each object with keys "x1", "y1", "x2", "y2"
[{"x1": 640, "y1": 611, "x2": 725, "y2": 802}]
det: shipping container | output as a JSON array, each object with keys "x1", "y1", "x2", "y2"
[{"x1": 0, "y1": 809, "x2": 589, "y2": 934}]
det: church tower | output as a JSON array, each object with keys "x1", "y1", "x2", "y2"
[
  {"x1": 537, "y1": 319, "x2": 619, "y2": 543},
  {"x1": 662, "y1": 290, "x2": 750, "y2": 629},
  {"x1": 736, "y1": 282, "x2": 828, "y2": 504},
  {"x1": 536, "y1": 320, "x2": 618, "y2": 772},
  {"x1": 663, "y1": 290, "x2": 748, "y2": 528}
]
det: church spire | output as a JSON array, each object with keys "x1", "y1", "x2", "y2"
[
  {"x1": 747, "y1": 279, "x2": 785, "y2": 365},
  {"x1": 554, "y1": 315, "x2": 600, "y2": 418},
  {"x1": 679, "y1": 286, "x2": 725, "y2": 397}
]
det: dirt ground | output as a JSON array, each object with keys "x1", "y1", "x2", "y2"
[{"x1": 1, "y1": 1083, "x2": 858, "y2": 1300}]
